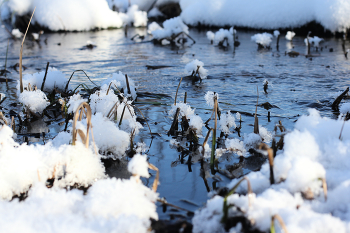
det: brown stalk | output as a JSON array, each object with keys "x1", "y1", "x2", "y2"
[
  {"x1": 202, "y1": 128, "x2": 212, "y2": 156},
  {"x1": 0, "y1": 112, "x2": 8, "y2": 125},
  {"x1": 321, "y1": 177, "x2": 328, "y2": 201},
  {"x1": 20, "y1": 8, "x2": 36, "y2": 93},
  {"x1": 72, "y1": 102, "x2": 92, "y2": 148},
  {"x1": 254, "y1": 86, "x2": 259, "y2": 134},
  {"x1": 174, "y1": 77, "x2": 183, "y2": 106},
  {"x1": 125, "y1": 74, "x2": 131, "y2": 95},
  {"x1": 272, "y1": 214, "x2": 289, "y2": 233},
  {"x1": 259, "y1": 143, "x2": 275, "y2": 184},
  {"x1": 148, "y1": 163, "x2": 160, "y2": 192},
  {"x1": 41, "y1": 62, "x2": 50, "y2": 91}
]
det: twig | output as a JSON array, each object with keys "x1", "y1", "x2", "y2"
[
  {"x1": 174, "y1": 77, "x2": 183, "y2": 106},
  {"x1": 41, "y1": 62, "x2": 50, "y2": 91}
]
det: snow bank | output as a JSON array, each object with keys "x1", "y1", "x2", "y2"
[
  {"x1": 0, "y1": 125, "x2": 105, "y2": 200},
  {"x1": 0, "y1": 177, "x2": 158, "y2": 233},
  {"x1": 4, "y1": 0, "x2": 147, "y2": 31},
  {"x1": 180, "y1": 0, "x2": 350, "y2": 32},
  {"x1": 193, "y1": 109, "x2": 350, "y2": 232}
]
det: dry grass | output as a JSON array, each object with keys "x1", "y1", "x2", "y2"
[
  {"x1": 19, "y1": 8, "x2": 36, "y2": 93},
  {"x1": 271, "y1": 214, "x2": 289, "y2": 233},
  {"x1": 148, "y1": 163, "x2": 160, "y2": 192},
  {"x1": 72, "y1": 102, "x2": 92, "y2": 148}
]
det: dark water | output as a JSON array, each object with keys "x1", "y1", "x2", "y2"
[{"x1": 1, "y1": 26, "x2": 350, "y2": 221}]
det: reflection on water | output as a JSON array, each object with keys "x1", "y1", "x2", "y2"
[{"x1": 1, "y1": 26, "x2": 350, "y2": 219}]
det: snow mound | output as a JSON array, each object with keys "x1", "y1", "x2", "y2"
[{"x1": 180, "y1": 0, "x2": 350, "y2": 32}]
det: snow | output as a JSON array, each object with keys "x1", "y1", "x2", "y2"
[
  {"x1": 0, "y1": 124, "x2": 105, "y2": 200},
  {"x1": 169, "y1": 102, "x2": 203, "y2": 134},
  {"x1": 206, "y1": 31, "x2": 215, "y2": 41},
  {"x1": 218, "y1": 111, "x2": 236, "y2": 135},
  {"x1": 185, "y1": 59, "x2": 208, "y2": 79},
  {"x1": 67, "y1": 94, "x2": 88, "y2": 114},
  {"x1": 308, "y1": 36, "x2": 324, "y2": 47},
  {"x1": 273, "y1": 30, "x2": 280, "y2": 37},
  {"x1": 128, "y1": 154, "x2": 150, "y2": 178},
  {"x1": 193, "y1": 109, "x2": 350, "y2": 232},
  {"x1": 147, "y1": 21, "x2": 163, "y2": 34},
  {"x1": 205, "y1": 91, "x2": 219, "y2": 108},
  {"x1": 251, "y1": 32, "x2": 273, "y2": 48},
  {"x1": 340, "y1": 103, "x2": 350, "y2": 114},
  {"x1": 101, "y1": 71, "x2": 137, "y2": 100},
  {"x1": 17, "y1": 67, "x2": 70, "y2": 93},
  {"x1": 179, "y1": 0, "x2": 350, "y2": 32},
  {"x1": 18, "y1": 90, "x2": 49, "y2": 113},
  {"x1": 213, "y1": 28, "x2": 233, "y2": 45},
  {"x1": 285, "y1": 31, "x2": 296, "y2": 41},
  {"x1": 11, "y1": 28, "x2": 23, "y2": 38},
  {"x1": 151, "y1": 16, "x2": 189, "y2": 40},
  {"x1": 0, "y1": 177, "x2": 158, "y2": 233},
  {"x1": 4, "y1": 0, "x2": 147, "y2": 31}
]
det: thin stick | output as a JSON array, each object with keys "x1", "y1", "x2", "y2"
[
  {"x1": 125, "y1": 74, "x2": 131, "y2": 95},
  {"x1": 20, "y1": 8, "x2": 36, "y2": 93},
  {"x1": 174, "y1": 77, "x2": 183, "y2": 106},
  {"x1": 184, "y1": 92, "x2": 187, "y2": 103},
  {"x1": 202, "y1": 128, "x2": 212, "y2": 156},
  {"x1": 254, "y1": 86, "x2": 259, "y2": 134},
  {"x1": 65, "y1": 70, "x2": 98, "y2": 92},
  {"x1": 210, "y1": 96, "x2": 218, "y2": 169},
  {"x1": 5, "y1": 39, "x2": 9, "y2": 83},
  {"x1": 157, "y1": 198, "x2": 194, "y2": 214},
  {"x1": 41, "y1": 62, "x2": 50, "y2": 91},
  {"x1": 119, "y1": 105, "x2": 127, "y2": 126}
]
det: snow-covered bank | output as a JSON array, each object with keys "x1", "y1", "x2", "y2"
[
  {"x1": 192, "y1": 109, "x2": 350, "y2": 232},
  {"x1": 179, "y1": 0, "x2": 350, "y2": 32},
  {"x1": 3, "y1": 0, "x2": 147, "y2": 31}
]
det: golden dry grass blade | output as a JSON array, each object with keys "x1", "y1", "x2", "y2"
[
  {"x1": 259, "y1": 143, "x2": 275, "y2": 184},
  {"x1": 106, "y1": 82, "x2": 113, "y2": 95},
  {"x1": 72, "y1": 102, "x2": 92, "y2": 148},
  {"x1": 19, "y1": 7, "x2": 36, "y2": 93},
  {"x1": 106, "y1": 102, "x2": 119, "y2": 119},
  {"x1": 77, "y1": 129, "x2": 86, "y2": 143},
  {"x1": 37, "y1": 169, "x2": 41, "y2": 182},
  {"x1": 174, "y1": 77, "x2": 183, "y2": 106},
  {"x1": 11, "y1": 116, "x2": 15, "y2": 131},
  {"x1": 322, "y1": 177, "x2": 328, "y2": 201},
  {"x1": 0, "y1": 112, "x2": 8, "y2": 125},
  {"x1": 148, "y1": 163, "x2": 159, "y2": 192},
  {"x1": 272, "y1": 214, "x2": 289, "y2": 233}
]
